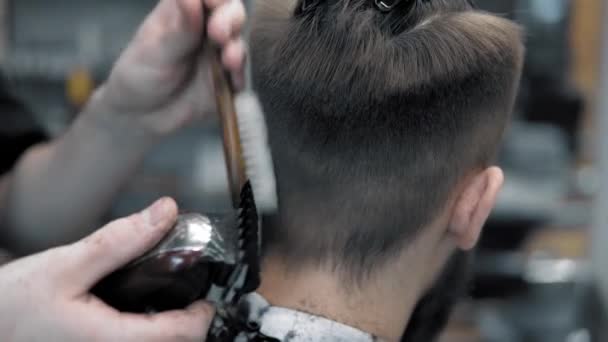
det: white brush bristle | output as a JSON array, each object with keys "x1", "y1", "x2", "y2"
[{"x1": 235, "y1": 91, "x2": 279, "y2": 213}]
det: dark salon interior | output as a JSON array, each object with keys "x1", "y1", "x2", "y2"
[{"x1": 0, "y1": 0, "x2": 607, "y2": 341}]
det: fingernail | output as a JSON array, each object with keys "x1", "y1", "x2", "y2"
[{"x1": 146, "y1": 198, "x2": 170, "y2": 227}]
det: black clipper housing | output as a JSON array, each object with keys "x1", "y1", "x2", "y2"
[{"x1": 93, "y1": 182, "x2": 261, "y2": 314}]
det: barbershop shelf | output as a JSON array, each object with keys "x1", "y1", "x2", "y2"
[
  {"x1": 491, "y1": 177, "x2": 561, "y2": 225},
  {"x1": 492, "y1": 122, "x2": 571, "y2": 226}
]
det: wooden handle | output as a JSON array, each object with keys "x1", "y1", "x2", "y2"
[
  {"x1": 208, "y1": 49, "x2": 247, "y2": 208},
  {"x1": 204, "y1": 4, "x2": 247, "y2": 207}
]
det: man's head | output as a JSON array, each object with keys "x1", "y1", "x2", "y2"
[{"x1": 251, "y1": 0, "x2": 523, "y2": 283}]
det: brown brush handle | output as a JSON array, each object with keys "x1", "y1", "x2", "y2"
[{"x1": 205, "y1": 7, "x2": 247, "y2": 207}]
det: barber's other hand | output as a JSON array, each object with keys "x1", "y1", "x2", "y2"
[
  {"x1": 94, "y1": 0, "x2": 246, "y2": 137},
  {"x1": 0, "y1": 198, "x2": 215, "y2": 342}
]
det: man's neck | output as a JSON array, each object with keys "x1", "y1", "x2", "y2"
[{"x1": 257, "y1": 256, "x2": 423, "y2": 342}]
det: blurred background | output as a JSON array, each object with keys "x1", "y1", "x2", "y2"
[{"x1": 0, "y1": 0, "x2": 606, "y2": 341}]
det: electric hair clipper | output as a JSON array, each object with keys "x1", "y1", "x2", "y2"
[{"x1": 92, "y1": 184, "x2": 261, "y2": 313}]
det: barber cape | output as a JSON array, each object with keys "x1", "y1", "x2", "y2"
[{"x1": 234, "y1": 293, "x2": 378, "y2": 342}]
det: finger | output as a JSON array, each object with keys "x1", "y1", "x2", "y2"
[
  {"x1": 231, "y1": 69, "x2": 246, "y2": 91},
  {"x1": 204, "y1": 0, "x2": 229, "y2": 10},
  {"x1": 126, "y1": 0, "x2": 203, "y2": 66},
  {"x1": 222, "y1": 38, "x2": 246, "y2": 74},
  {"x1": 65, "y1": 198, "x2": 179, "y2": 291},
  {"x1": 207, "y1": 0, "x2": 246, "y2": 45},
  {"x1": 117, "y1": 301, "x2": 216, "y2": 341}
]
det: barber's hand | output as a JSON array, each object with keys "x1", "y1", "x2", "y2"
[
  {"x1": 0, "y1": 198, "x2": 215, "y2": 342},
  {"x1": 94, "y1": 0, "x2": 246, "y2": 137}
]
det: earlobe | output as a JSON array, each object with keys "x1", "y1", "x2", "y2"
[{"x1": 449, "y1": 167, "x2": 504, "y2": 250}]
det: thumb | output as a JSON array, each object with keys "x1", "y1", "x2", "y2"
[{"x1": 63, "y1": 197, "x2": 179, "y2": 292}]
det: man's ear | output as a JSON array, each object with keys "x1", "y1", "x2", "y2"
[{"x1": 448, "y1": 167, "x2": 504, "y2": 250}]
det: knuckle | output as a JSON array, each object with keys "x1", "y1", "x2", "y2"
[
  {"x1": 124, "y1": 213, "x2": 157, "y2": 242},
  {"x1": 79, "y1": 214, "x2": 146, "y2": 257},
  {"x1": 79, "y1": 231, "x2": 108, "y2": 257},
  {"x1": 126, "y1": 212, "x2": 168, "y2": 245},
  {"x1": 125, "y1": 213, "x2": 148, "y2": 232}
]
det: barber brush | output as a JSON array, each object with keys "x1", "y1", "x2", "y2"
[{"x1": 206, "y1": 3, "x2": 278, "y2": 214}]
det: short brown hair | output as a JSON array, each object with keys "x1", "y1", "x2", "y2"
[{"x1": 251, "y1": 0, "x2": 524, "y2": 279}]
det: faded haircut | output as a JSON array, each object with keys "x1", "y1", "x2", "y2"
[{"x1": 251, "y1": 0, "x2": 524, "y2": 279}]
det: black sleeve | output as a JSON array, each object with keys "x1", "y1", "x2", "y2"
[{"x1": 0, "y1": 82, "x2": 49, "y2": 175}]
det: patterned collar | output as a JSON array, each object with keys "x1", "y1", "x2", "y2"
[{"x1": 239, "y1": 293, "x2": 379, "y2": 342}]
